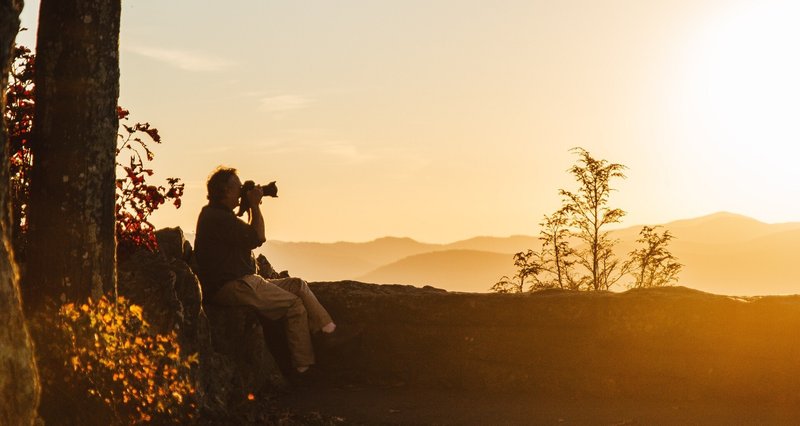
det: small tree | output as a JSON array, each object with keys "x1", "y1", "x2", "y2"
[
  {"x1": 560, "y1": 147, "x2": 627, "y2": 291},
  {"x1": 626, "y1": 226, "x2": 682, "y2": 288},
  {"x1": 491, "y1": 249, "x2": 540, "y2": 293},
  {"x1": 534, "y1": 207, "x2": 578, "y2": 290}
]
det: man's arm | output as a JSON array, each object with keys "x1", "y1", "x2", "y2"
[{"x1": 246, "y1": 187, "x2": 267, "y2": 244}]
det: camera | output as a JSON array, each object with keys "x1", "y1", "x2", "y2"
[
  {"x1": 241, "y1": 180, "x2": 278, "y2": 198},
  {"x1": 236, "y1": 180, "x2": 278, "y2": 217}
]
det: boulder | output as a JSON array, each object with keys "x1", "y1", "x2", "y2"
[
  {"x1": 204, "y1": 305, "x2": 286, "y2": 393},
  {"x1": 117, "y1": 250, "x2": 188, "y2": 341},
  {"x1": 154, "y1": 227, "x2": 191, "y2": 262},
  {"x1": 256, "y1": 254, "x2": 289, "y2": 279},
  {"x1": 155, "y1": 226, "x2": 198, "y2": 271}
]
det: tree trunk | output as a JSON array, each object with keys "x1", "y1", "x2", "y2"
[
  {"x1": 0, "y1": 1, "x2": 42, "y2": 424},
  {"x1": 26, "y1": 0, "x2": 121, "y2": 305}
]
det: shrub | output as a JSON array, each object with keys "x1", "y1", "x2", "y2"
[{"x1": 32, "y1": 296, "x2": 198, "y2": 425}]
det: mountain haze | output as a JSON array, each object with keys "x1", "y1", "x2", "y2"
[
  {"x1": 444, "y1": 235, "x2": 540, "y2": 254},
  {"x1": 259, "y1": 237, "x2": 442, "y2": 282},
  {"x1": 257, "y1": 236, "x2": 538, "y2": 283},
  {"x1": 356, "y1": 250, "x2": 516, "y2": 293},
  {"x1": 228, "y1": 212, "x2": 799, "y2": 296},
  {"x1": 657, "y1": 212, "x2": 800, "y2": 243}
]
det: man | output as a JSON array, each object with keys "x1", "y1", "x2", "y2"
[{"x1": 194, "y1": 166, "x2": 337, "y2": 374}]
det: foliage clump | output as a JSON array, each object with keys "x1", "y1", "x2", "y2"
[
  {"x1": 32, "y1": 296, "x2": 198, "y2": 425},
  {"x1": 115, "y1": 106, "x2": 184, "y2": 257},
  {"x1": 625, "y1": 226, "x2": 683, "y2": 288},
  {"x1": 5, "y1": 44, "x2": 35, "y2": 255},
  {"x1": 491, "y1": 250, "x2": 539, "y2": 293}
]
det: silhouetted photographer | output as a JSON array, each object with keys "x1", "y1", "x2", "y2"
[{"x1": 194, "y1": 166, "x2": 356, "y2": 379}]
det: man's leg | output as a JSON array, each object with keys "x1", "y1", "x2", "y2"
[
  {"x1": 213, "y1": 275, "x2": 315, "y2": 369},
  {"x1": 268, "y1": 277, "x2": 334, "y2": 333}
]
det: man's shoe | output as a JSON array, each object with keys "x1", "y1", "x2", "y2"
[{"x1": 317, "y1": 324, "x2": 364, "y2": 350}]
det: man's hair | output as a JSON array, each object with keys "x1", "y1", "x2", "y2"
[{"x1": 206, "y1": 166, "x2": 238, "y2": 202}]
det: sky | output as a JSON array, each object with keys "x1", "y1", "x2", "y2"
[{"x1": 16, "y1": 0, "x2": 800, "y2": 243}]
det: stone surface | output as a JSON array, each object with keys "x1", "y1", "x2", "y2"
[
  {"x1": 119, "y1": 227, "x2": 287, "y2": 422},
  {"x1": 256, "y1": 254, "x2": 289, "y2": 279},
  {"x1": 204, "y1": 305, "x2": 286, "y2": 393},
  {"x1": 117, "y1": 250, "x2": 186, "y2": 336},
  {"x1": 155, "y1": 227, "x2": 189, "y2": 262},
  {"x1": 309, "y1": 281, "x2": 800, "y2": 403}
]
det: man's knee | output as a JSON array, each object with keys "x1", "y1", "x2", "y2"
[
  {"x1": 286, "y1": 296, "x2": 306, "y2": 318},
  {"x1": 282, "y1": 277, "x2": 308, "y2": 294},
  {"x1": 296, "y1": 278, "x2": 309, "y2": 291}
]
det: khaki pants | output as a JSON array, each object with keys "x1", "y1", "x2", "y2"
[{"x1": 212, "y1": 275, "x2": 333, "y2": 368}]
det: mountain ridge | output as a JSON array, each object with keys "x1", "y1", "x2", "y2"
[{"x1": 245, "y1": 211, "x2": 800, "y2": 295}]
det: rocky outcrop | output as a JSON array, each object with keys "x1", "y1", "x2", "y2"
[
  {"x1": 118, "y1": 228, "x2": 286, "y2": 422},
  {"x1": 310, "y1": 281, "x2": 800, "y2": 403},
  {"x1": 121, "y1": 227, "x2": 800, "y2": 414}
]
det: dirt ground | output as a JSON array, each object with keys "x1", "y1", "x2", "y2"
[{"x1": 280, "y1": 383, "x2": 800, "y2": 425}]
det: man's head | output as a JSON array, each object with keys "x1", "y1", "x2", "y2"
[{"x1": 207, "y1": 166, "x2": 242, "y2": 210}]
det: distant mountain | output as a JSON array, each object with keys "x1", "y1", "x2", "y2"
[
  {"x1": 445, "y1": 235, "x2": 539, "y2": 254},
  {"x1": 633, "y1": 212, "x2": 799, "y2": 295},
  {"x1": 257, "y1": 237, "x2": 442, "y2": 282},
  {"x1": 347, "y1": 213, "x2": 800, "y2": 295},
  {"x1": 205, "y1": 211, "x2": 800, "y2": 296},
  {"x1": 356, "y1": 250, "x2": 516, "y2": 293},
  {"x1": 257, "y1": 235, "x2": 537, "y2": 283},
  {"x1": 659, "y1": 212, "x2": 800, "y2": 244}
]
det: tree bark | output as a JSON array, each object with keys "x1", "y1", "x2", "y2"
[
  {"x1": 0, "y1": 0, "x2": 42, "y2": 424},
  {"x1": 26, "y1": 0, "x2": 121, "y2": 305}
]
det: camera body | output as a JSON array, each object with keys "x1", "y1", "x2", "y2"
[{"x1": 236, "y1": 180, "x2": 278, "y2": 217}]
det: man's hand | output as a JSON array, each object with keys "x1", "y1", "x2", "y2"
[
  {"x1": 245, "y1": 185, "x2": 263, "y2": 210},
  {"x1": 245, "y1": 185, "x2": 266, "y2": 243}
]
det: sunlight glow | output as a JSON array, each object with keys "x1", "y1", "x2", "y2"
[{"x1": 674, "y1": 0, "x2": 800, "y2": 223}]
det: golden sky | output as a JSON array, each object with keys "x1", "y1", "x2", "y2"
[{"x1": 17, "y1": 0, "x2": 800, "y2": 243}]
